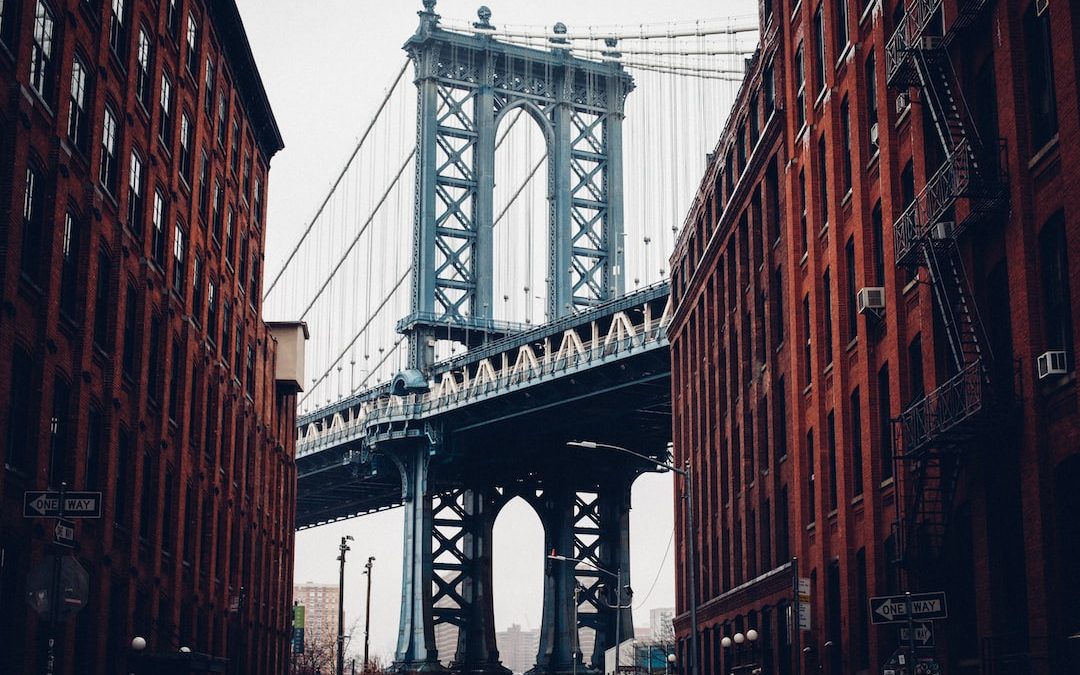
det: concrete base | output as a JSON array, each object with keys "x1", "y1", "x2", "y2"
[{"x1": 393, "y1": 659, "x2": 449, "y2": 675}]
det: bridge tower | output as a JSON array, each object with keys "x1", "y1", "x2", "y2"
[
  {"x1": 399, "y1": 0, "x2": 634, "y2": 371},
  {"x1": 382, "y1": 5, "x2": 640, "y2": 675}
]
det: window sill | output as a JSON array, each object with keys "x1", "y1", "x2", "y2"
[
  {"x1": 841, "y1": 188, "x2": 853, "y2": 208},
  {"x1": 790, "y1": 0, "x2": 803, "y2": 22},
  {"x1": 879, "y1": 476, "x2": 895, "y2": 490},
  {"x1": 21, "y1": 83, "x2": 56, "y2": 121},
  {"x1": 866, "y1": 148, "x2": 881, "y2": 171},
  {"x1": 895, "y1": 103, "x2": 911, "y2": 128},
  {"x1": 805, "y1": 522, "x2": 816, "y2": 532},
  {"x1": 834, "y1": 43, "x2": 853, "y2": 72},
  {"x1": 846, "y1": 336, "x2": 859, "y2": 352},
  {"x1": 823, "y1": 362, "x2": 834, "y2": 376},
  {"x1": 800, "y1": 251, "x2": 809, "y2": 268},
  {"x1": 859, "y1": 0, "x2": 877, "y2": 26},
  {"x1": 803, "y1": 383, "x2": 813, "y2": 396},
  {"x1": 901, "y1": 274, "x2": 920, "y2": 296},
  {"x1": 819, "y1": 222, "x2": 830, "y2": 240},
  {"x1": 1027, "y1": 133, "x2": 1060, "y2": 172},
  {"x1": 851, "y1": 493, "x2": 865, "y2": 507}
]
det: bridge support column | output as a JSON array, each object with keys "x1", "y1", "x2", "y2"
[
  {"x1": 394, "y1": 446, "x2": 445, "y2": 674},
  {"x1": 530, "y1": 487, "x2": 579, "y2": 675},
  {"x1": 591, "y1": 479, "x2": 634, "y2": 668}
]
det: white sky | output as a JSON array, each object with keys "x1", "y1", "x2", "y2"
[{"x1": 234, "y1": 0, "x2": 755, "y2": 664}]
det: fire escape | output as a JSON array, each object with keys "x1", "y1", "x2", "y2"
[{"x1": 884, "y1": 0, "x2": 1009, "y2": 575}]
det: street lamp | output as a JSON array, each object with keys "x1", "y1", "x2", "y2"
[
  {"x1": 666, "y1": 652, "x2": 677, "y2": 675},
  {"x1": 338, "y1": 535, "x2": 355, "y2": 675},
  {"x1": 567, "y1": 441, "x2": 699, "y2": 675},
  {"x1": 548, "y1": 553, "x2": 631, "y2": 675},
  {"x1": 721, "y1": 630, "x2": 760, "y2": 675},
  {"x1": 362, "y1": 556, "x2": 375, "y2": 675}
]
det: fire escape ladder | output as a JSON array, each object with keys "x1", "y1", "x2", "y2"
[
  {"x1": 923, "y1": 238, "x2": 991, "y2": 374},
  {"x1": 902, "y1": 448, "x2": 963, "y2": 569}
]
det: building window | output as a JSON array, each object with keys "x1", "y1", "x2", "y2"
[
  {"x1": 67, "y1": 56, "x2": 90, "y2": 153},
  {"x1": 217, "y1": 92, "x2": 227, "y2": 145},
  {"x1": 151, "y1": 189, "x2": 167, "y2": 266},
  {"x1": 136, "y1": 28, "x2": 152, "y2": 109},
  {"x1": 172, "y1": 222, "x2": 186, "y2": 295},
  {"x1": 168, "y1": 340, "x2": 182, "y2": 422},
  {"x1": 252, "y1": 175, "x2": 263, "y2": 227},
  {"x1": 86, "y1": 406, "x2": 104, "y2": 490},
  {"x1": 30, "y1": 1, "x2": 55, "y2": 101},
  {"x1": 817, "y1": 134, "x2": 829, "y2": 226},
  {"x1": 166, "y1": 0, "x2": 180, "y2": 40},
  {"x1": 204, "y1": 57, "x2": 215, "y2": 118},
  {"x1": 798, "y1": 170, "x2": 808, "y2": 255},
  {"x1": 814, "y1": 5, "x2": 827, "y2": 94},
  {"x1": 775, "y1": 377, "x2": 787, "y2": 460},
  {"x1": 851, "y1": 388, "x2": 864, "y2": 496},
  {"x1": 1040, "y1": 212, "x2": 1073, "y2": 359},
  {"x1": 93, "y1": 248, "x2": 112, "y2": 350},
  {"x1": 239, "y1": 237, "x2": 249, "y2": 296},
  {"x1": 803, "y1": 294, "x2": 812, "y2": 386},
  {"x1": 128, "y1": 150, "x2": 145, "y2": 232},
  {"x1": 207, "y1": 278, "x2": 217, "y2": 338},
  {"x1": 46, "y1": 376, "x2": 70, "y2": 486},
  {"x1": 60, "y1": 212, "x2": 80, "y2": 318},
  {"x1": 854, "y1": 548, "x2": 870, "y2": 668},
  {"x1": 115, "y1": 429, "x2": 131, "y2": 526},
  {"x1": 865, "y1": 51, "x2": 878, "y2": 153},
  {"x1": 249, "y1": 254, "x2": 260, "y2": 304},
  {"x1": 795, "y1": 43, "x2": 806, "y2": 129},
  {"x1": 179, "y1": 113, "x2": 192, "y2": 182},
  {"x1": 806, "y1": 429, "x2": 816, "y2": 524},
  {"x1": 161, "y1": 468, "x2": 174, "y2": 552},
  {"x1": 122, "y1": 284, "x2": 137, "y2": 378},
  {"x1": 159, "y1": 72, "x2": 173, "y2": 150},
  {"x1": 878, "y1": 363, "x2": 893, "y2": 480},
  {"x1": 230, "y1": 120, "x2": 240, "y2": 174},
  {"x1": 212, "y1": 180, "x2": 223, "y2": 241},
  {"x1": 198, "y1": 151, "x2": 210, "y2": 216},
  {"x1": 191, "y1": 253, "x2": 203, "y2": 320},
  {"x1": 245, "y1": 345, "x2": 255, "y2": 397},
  {"x1": 5, "y1": 347, "x2": 34, "y2": 471},
  {"x1": 764, "y1": 63, "x2": 775, "y2": 115},
  {"x1": 834, "y1": 0, "x2": 849, "y2": 55},
  {"x1": 772, "y1": 267, "x2": 784, "y2": 347},
  {"x1": 21, "y1": 165, "x2": 46, "y2": 284},
  {"x1": 225, "y1": 206, "x2": 235, "y2": 264},
  {"x1": 823, "y1": 268, "x2": 833, "y2": 364},
  {"x1": 221, "y1": 302, "x2": 231, "y2": 363},
  {"x1": 826, "y1": 410, "x2": 838, "y2": 511},
  {"x1": 100, "y1": 107, "x2": 119, "y2": 194},
  {"x1": 0, "y1": 0, "x2": 16, "y2": 48},
  {"x1": 840, "y1": 98, "x2": 852, "y2": 193},
  {"x1": 185, "y1": 12, "x2": 199, "y2": 76},
  {"x1": 138, "y1": 450, "x2": 155, "y2": 541},
  {"x1": 1024, "y1": 3, "x2": 1058, "y2": 150},
  {"x1": 108, "y1": 0, "x2": 128, "y2": 61},
  {"x1": 871, "y1": 202, "x2": 885, "y2": 286},
  {"x1": 242, "y1": 151, "x2": 252, "y2": 195},
  {"x1": 846, "y1": 236, "x2": 858, "y2": 340},
  {"x1": 908, "y1": 335, "x2": 924, "y2": 404}
]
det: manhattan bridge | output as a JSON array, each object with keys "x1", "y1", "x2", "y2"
[{"x1": 263, "y1": 3, "x2": 759, "y2": 673}]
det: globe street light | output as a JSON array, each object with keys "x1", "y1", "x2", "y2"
[
  {"x1": 567, "y1": 441, "x2": 699, "y2": 675},
  {"x1": 548, "y1": 553, "x2": 631, "y2": 675}
]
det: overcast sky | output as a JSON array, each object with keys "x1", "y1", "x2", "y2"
[{"x1": 234, "y1": 0, "x2": 755, "y2": 664}]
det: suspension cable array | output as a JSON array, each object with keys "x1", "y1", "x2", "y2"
[{"x1": 265, "y1": 14, "x2": 758, "y2": 413}]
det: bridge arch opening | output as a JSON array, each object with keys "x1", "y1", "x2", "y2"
[
  {"x1": 492, "y1": 495, "x2": 545, "y2": 671},
  {"x1": 492, "y1": 103, "x2": 551, "y2": 326}
]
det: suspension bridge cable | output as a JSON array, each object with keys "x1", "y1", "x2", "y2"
[
  {"x1": 352, "y1": 340, "x2": 406, "y2": 394},
  {"x1": 263, "y1": 58, "x2": 410, "y2": 301},
  {"x1": 487, "y1": 37, "x2": 757, "y2": 58},
  {"x1": 298, "y1": 149, "x2": 416, "y2": 321},
  {"x1": 618, "y1": 61, "x2": 752, "y2": 82},
  {"x1": 299, "y1": 267, "x2": 412, "y2": 405},
  {"x1": 442, "y1": 20, "x2": 759, "y2": 41},
  {"x1": 493, "y1": 153, "x2": 548, "y2": 227}
]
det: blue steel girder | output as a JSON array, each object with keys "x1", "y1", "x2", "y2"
[{"x1": 403, "y1": 14, "x2": 634, "y2": 370}]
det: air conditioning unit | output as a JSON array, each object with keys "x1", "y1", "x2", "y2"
[
  {"x1": 895, "y1": 92, "x2": 910, "y2": 115},
  {"x1": 869, "y1": 122, "x2": 880, "y2": 148},
  {"x1": 857, "y1": 287, "x2": 886, "y2": 315},
  {"x1": 929, "y1": 221, "x2": 955, "y2": 240},
  {"x1": 1037, "y1": 350, "x2": 1068, "y2": 379}
]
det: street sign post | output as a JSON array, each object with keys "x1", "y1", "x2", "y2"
[
  {"x1": 797, "y1": 577, "x2": 811, "y2": 630},
  {"x1": 23, "y1": 491, "x2": 102, "y2": 519},
  {"x1": 898, "y1": 621, "x2": 935, "y2": 648},
  {"x1": 869, "y1": 592, "x2": 948, "y2": 624},
  {"x1": 54, "y1": 519, "x2": 75, "y2": 549}
]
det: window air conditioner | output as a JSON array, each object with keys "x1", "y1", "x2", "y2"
[
  {"x1": 929, "y1": 221, "x2": 954, "y2": 240},
  {"x1": 869, "y1": 122, "x2": 880, "y2": 148},
  {"x1": 1037, "y1": 350, "x2": 1068, "y2": 379},
  {"x1": 895, "y1": 92, "x2": 910, "y2": 115},
  {"x1": 857, "y1": 287, "x2": 886, "y2": 315}
]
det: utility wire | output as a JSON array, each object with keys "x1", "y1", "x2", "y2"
[{"x1": 633, "y1": 527, "x2": 674, "y2": 610}]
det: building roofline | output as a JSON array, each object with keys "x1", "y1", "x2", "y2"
[{"x1": 210, "y1": 1, "x2": 285, "y2": 160}]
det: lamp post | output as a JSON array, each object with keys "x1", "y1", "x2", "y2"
[
  {"x1": 721, "y1": 630, "x2": 760, "y2": 675},
  {"x1": 666, "y1": 652, "x2": 676, "y2": 675},
  {"x1": 362, "y1": 556, "x2": 375, "y2": 674},
  {"x1": 338, "y1": 535, "x2": 355, "y2": 675},
  {"x1": 567, "y1": 441, "x2": 699, "y2": 675},
  {"x1": 548, "y1": 554, "x2": 630, "y2": 675}
]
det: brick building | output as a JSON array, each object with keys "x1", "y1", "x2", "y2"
[
  {"x1": 293, "y1": 582, "x2": 341, "y2": 653},
  {"x1": 0, "y1": 1, "x2": 304, "y2": 673},
  {"x1": 669, "y1": 0, "x2": 1080, "y2": 674}
]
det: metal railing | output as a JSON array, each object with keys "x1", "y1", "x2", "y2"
[
  {"x1": 885, "y1": 0, "x2": 944, "y2": 85},
  {"x1": 897, "y1": 359, "x2": 985, "y2": 457}
]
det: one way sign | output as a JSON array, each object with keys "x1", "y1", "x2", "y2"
[
  {"x1": 23, "y1": 492, "x2": 102, "y2": 519},
  {"x1": 869, "y1": 592, "x2": 948, "y2": 624}
]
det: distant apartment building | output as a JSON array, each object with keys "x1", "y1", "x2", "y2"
[
  {"x1": 648, "y1": 608, "x2": 674, "y2": 643},
  {"x1": 293, "y1": 582, "x2": 341, "y2": 651},
  {"x1": 496, "y1": 624, "x2": 541, "y2": 674}
]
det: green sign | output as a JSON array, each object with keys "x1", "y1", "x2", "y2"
[{"x1": 293, "y1": 604, "x2": 306, "y2": 628}]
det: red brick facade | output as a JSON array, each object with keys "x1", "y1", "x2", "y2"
[
  {"x1": 669, "y1": 1, "x2": 1080, "y2": 674},
  {"x1": 0, "y1": 1, "x2": 299, "y2": 673}
]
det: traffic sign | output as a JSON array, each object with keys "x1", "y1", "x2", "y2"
[
  {"x1": 54, "y1": 519, "x2": 75, "y2": 549},
  {"x1": 797, "y1": 577, "x2": 812, "y2": 630},
  {"x1": 870, "y1": 592, "x2": 948, "y2": 624},
  {"x1": 898, "y1": 621, "x2": 935, "y2": 648},
  {"x1": 23, "y1": 491, "x2": 102, "y2": 519},
  {"x1": 25, "y1": 555, "x2": 89, "y2": 622}
]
